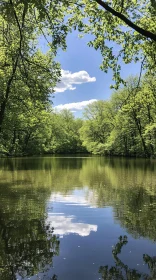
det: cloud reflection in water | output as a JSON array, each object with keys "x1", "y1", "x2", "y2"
[
  {"x1": 47, "y1": 214, "x2": 97, "y2": 237},
  {"x1": 47, "y1": 191, "x2": 98, "y2": 237}
]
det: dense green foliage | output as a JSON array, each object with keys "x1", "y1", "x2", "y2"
[
  {"x1": 0, "y1": 1, "x2": 85, "y2": 155},
  {"x1": 1, "y1": 0, "x2": 156, "y2": 87},
  {"x1": 80, "y1": 75, "x2": 156, "y2": 157},
  {"x1": 66, "y1": 0, "x2": 156, "y2": 88},
  {"x1": 0, "y1": 74, "x2": 156, "y2": 157},
  {"x1": 0, "y1": 107, "x2": 85, "y2": 155}
]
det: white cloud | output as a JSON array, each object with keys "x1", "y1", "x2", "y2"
[
  {"x1": 54, "y1": 70, "x2": 96, "y2": 93},
  {"x1": 54, "y1": 99, "x2": 97, "y2": 111},
  {"x1": 46, "y1": 214, "x2": 97, "y2": 237}
]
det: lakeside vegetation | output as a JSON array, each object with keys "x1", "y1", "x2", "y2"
[
  {"x1": 0, "y1": 75, "x2": 156, "y2": 158},
  {"x1": 0, "y1": 0, "x2": 156, "y2": 158}
]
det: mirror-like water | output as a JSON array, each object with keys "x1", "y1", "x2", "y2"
[{"x1": 0, "y1": 156, "x2": 156, "y2": 280}]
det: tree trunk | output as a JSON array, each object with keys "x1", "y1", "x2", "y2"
[
  {"x1": 133, "y1": 112, "x2": 149, "y2": 157},
  {"x1": 0, "y1": 100, "x2": 7, "y2": 132}
]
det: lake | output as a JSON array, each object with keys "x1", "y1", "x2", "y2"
[{"x1": 0, "y1": 156, "x2": 156, "y2": 280}]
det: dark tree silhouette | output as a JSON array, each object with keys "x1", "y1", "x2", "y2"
[{"x1": 99, "y1": 236, "x2": 156, "y2": 280}]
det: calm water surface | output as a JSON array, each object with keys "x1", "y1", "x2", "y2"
[{"x1": 0, "y1": 156, "x2": 156, "y2": 280}]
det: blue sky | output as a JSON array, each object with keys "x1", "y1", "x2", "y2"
[{"x1": 42, "y1": 32, "x2": 141, "y2": 117}]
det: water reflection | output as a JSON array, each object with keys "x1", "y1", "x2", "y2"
[
  {"x1": 0, "y1": 156, "x2": 156, "y2": 279},
  {"x1": 49, "y1": 191, "x2": 96, "y2": 207},
  {"x1": 99, "y1": 236, "x2": 156, "y2": 280},
  {"x1": 47, "y1": 214, "x2": 97, "y2": 237},
  {"x1": 0, "y1": 183, "x2": 60, "y2": 280}
]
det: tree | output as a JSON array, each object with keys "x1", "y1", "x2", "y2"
[
  {"x1": 0, "y1": 0, "x2": 69, "y2": 131},
  {"x1": 68, "y1": 0, "x2": 156, "y2": 87},
  {"x1": 0, "y1": 0, "x2": 69, "y2": 155},
  {"x1": 45, "y1": 109, "x2": 86, "y2": 154},
  {"x1": 80, "y1": 100, "x2": 114, "y2": 154},
  {"x1": 2, "y1": 1, "x2": 156, "y2": 88},
  {"x1": 80, "y1": 75, "x2": 156, "y2": 157},
  {"x1": 4, "y1": 0, "x2": 156, "y2": 41},
  {"x1": 0, "y1": 50, "x2": 58, "y2": 155}
]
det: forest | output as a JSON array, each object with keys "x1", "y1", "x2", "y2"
[{"x1": 0, "y1": 0, "x2": 156, "y2": 158}]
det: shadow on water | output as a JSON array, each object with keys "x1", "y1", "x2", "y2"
[{"x1": 99, "y1": 236, "x2": 156, "y2": 280}]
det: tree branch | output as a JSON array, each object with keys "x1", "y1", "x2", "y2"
[
  {"x1": 94, "y1": 0, "x2": 156, "y2": 41},
  {"x1": 9, "y1": 0, "x2": 27, "y2": 52}
]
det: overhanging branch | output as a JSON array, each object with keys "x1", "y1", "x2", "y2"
[{"x1": 95, "y1": 0, "x2": 156, "y2": 41}]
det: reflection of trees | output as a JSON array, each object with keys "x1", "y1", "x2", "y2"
[
  {"x1": 0, "y1": 182, "x2": 60, "y2": 280},
  {"x1": 0, "y1": 156, "x2": 156, "y2": 278},
  {"x1": 113, "y1": 188, "x2": 156, "y2": 241},
  {"x1": 80, "y1": 157, "x2": 156, "y2": 241},
  {"x1": 1, "y1": 157, "x2": 156, "y2": 241},
  {"x1": 0, "y1": 157, "x2": 84, "y2": 193},
  {"x1": 99, "y1": 236, "x2": 156, "y2": 280},
  {"x1": 1, "y1": 157, "x2": 155, "y2": 195}
]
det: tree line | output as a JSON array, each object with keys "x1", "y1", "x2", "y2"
[{"x1": 0, "y1": 74, "x2": 155, "y2": 158}]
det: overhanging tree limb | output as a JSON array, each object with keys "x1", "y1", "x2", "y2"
[{"x1": 95, "y1": 0, "x2": 156, "y2": 41}]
